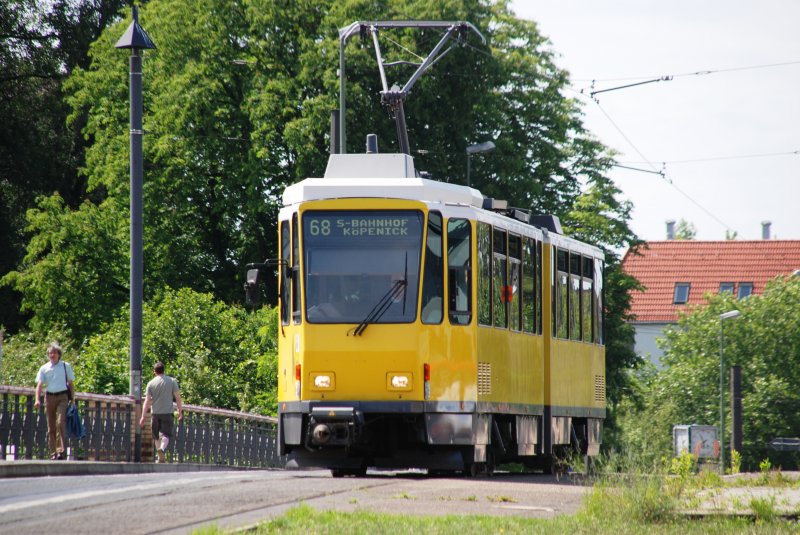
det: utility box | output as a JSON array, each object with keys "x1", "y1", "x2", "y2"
[{"x1": 673, "y1": 424, "x2": 718, "y2": 458}]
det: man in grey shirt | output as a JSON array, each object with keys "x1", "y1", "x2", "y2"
[{"x1": 139, "y1": 361, "x2": 183, "y2": 462}]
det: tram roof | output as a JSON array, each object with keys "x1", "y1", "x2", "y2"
[
  {"x1": 282, "y1": 154, "x2": 603, "y2": 259},
  {"x1": 283, "y1": 154, "x2": 484, "y2": 208}
]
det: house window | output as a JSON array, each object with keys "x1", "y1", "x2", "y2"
[
  {"x1": 719, "y1": 282, "x2": 734, "y2": 294},
  {"x1": 738, "y1": 283, "x2": 753, "y2": 299},
  {"x1": 673, "y1": 283, "x2": 690, "y2": 304}
]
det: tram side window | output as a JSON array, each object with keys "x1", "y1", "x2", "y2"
[
  {"x1": 493, "y1": 228, "x2": 508, "y2": 329},
  {"x1": 522, "y1": 238, "x2": 535, "y2": 334},
  {"x1": 291, "y1": 213, "x2": 301, "y2": 324},
  {"x1": 536, "y1": 240, "x2": 543, "y2": 334},
  {"x1": 582, "y1": 256, "x2": 594, "y2": 343},
  {"x1": 280, "y1": 220, "x2": 290, "y2": 325},
  {"x1": 569, "y1": 252, "x2": 581, "y2": 341},
  {"x1": 422, "y1": 211, "x2": 444, "y2": 324},
  {"x1": 508, "y1": 234, "x2": 522, "y2": 331},
  {"x1": 556, "y1": 248, "x2": 569, "y2": 339},
  {"x1": 595, "y1": 258, "x2": 604, "y2": 344},
  {"x1": 477, "y1": 222, "x2": 492, "y2": 326},
  {"x1": 447, "y1": 218, "x2": 472, "y2": 325}
]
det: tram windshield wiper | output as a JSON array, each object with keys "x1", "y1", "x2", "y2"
[{"x1": 351, "y1": 278, "x2": 407, "y2": 336}]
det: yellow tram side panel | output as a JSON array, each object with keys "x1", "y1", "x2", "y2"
[
  {"x1": 548, "y1": 339, "x2": 605, "y2": 410},
  {"x1": 473, "y1": 211, "x2": 544, "y2": 409},
  {"x1": 476, "y1": 327, "x2": 545, "y2": 407},
  {"x1": 540, "y1": 241, "x2": 606, "y2": 413}
]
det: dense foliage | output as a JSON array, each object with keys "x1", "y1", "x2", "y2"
[
  {"x1": 617, "y1": 276, "x2": 800, "y2": 470},
  {"x1": 0, "y1": 0, "x2": 128, "y2": 332},
  {"x1": 3, "y1": 288, "x2": 278, "y2": 414},
  {"x1": 1, "y1": 1, "x2": 641, "y2": 420}
]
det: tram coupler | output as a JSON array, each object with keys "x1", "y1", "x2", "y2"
[{"x1": 307, "y1": 406, "x2": 361, "y2": 447}]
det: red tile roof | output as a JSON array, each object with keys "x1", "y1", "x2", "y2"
[{"x1": 621, "y1": 240, "x2": 800, "y2": 323}]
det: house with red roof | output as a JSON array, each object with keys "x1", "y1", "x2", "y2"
[{"x1": 621, "y1": 232, "x2": 800, "y2": 366}]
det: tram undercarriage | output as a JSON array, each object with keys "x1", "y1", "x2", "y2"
[{"x1": 280, "y1": 406, "x2": 602, "y2": 476}]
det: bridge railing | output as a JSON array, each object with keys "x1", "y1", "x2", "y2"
[{"x1": 0, "y1": 385, "x2": 283, "y2": 467}]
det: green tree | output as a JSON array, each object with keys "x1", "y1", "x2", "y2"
[
  {"x1": 79, "y1": 287, "x2": 278, "y2": 414},
  {"x1": 8, "y1": 0, "x2": 637, "y2": 330},
  {"x1": 5, "y1": 1, "x2": 639, "y2": 427},
  {"x1": 0, "y1": 329, "x2": 76, "y2": 388},
  {"x1": 674, "y1": 219, "x2": 696, "y2": 240},
  {"x1": 2, "y1": 195, "x2": 128, "y2": 342},
  {"x1": 0, "y1": 0, "x2": 127, "y2": 334},
  {"x1": 619, "y1": 276, "x2": 800, "y2": 469}
]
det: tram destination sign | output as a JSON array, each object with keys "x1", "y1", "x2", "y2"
[{"x1": 304, "y1": 211, "x2": 422, "y2": 239}]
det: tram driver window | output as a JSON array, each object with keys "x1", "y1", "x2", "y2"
[
  {"x1": 291, "y1": 213, "x2": 301, "y2": 324},
  {"x1": 447, "y1": 219, "x2": 472, "y2": 325},
  {"x1": 280, "y1": 221, "x2": 290, "y2": 325},
  {"x1": 422, "y1": 211, "x2": 444, "y2": 324}
]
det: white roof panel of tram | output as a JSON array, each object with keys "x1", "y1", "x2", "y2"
[{"x1": 283, "y1": 154, "x2": 484, "y2": 208}]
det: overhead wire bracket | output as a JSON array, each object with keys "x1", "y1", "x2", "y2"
[{"x1": 337, "y1": 21, "x2": 486, "y2": 154}]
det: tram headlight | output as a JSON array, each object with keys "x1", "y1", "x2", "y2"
[
  {"x1": 391, "y1": 375, "x2": 409, "y2": 389},
  {"x1": 311, "y1": 372, "x2": 335, "y2": 391},
  {"x1": 314, "y1": 375, "x2": 331, "y2": 388},
  {"x1": 387, "y1": 372, "x2": 412, "y2": 391}
]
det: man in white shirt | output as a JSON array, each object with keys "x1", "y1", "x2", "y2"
[{"x1": 34, "y1": 342, "x2": 75, "y2": 460}]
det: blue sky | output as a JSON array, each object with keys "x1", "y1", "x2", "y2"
[{"x1": 510, "y1": 1, "x2": 800, "y2": 241}]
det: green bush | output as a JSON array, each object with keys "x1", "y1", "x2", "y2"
[
  {"x1": 78, "y1": 287, "x2": 277, "y2": 414},
  {"x1": 0, "y1": 328, "x2": 77, "y2": 388}
]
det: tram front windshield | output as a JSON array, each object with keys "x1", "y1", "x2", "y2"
[{"x1": 303, "y1": 210, "x2": 423, "y2": 324}]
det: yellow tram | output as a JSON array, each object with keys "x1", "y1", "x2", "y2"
[{"x1": 245, "y1": 21, "x2": 605, "y2": 476}]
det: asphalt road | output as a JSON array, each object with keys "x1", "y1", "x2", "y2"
[{"x1": 0, "y1": 468, "x2": 588, "y2": 534}]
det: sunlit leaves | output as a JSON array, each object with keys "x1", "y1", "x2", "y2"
[
  {"x1": 621, "y1": 276, "x2": 800, "y2": 469},
  {"x1": 79, "y1": 287, "x2": 278, "y2": 414}
]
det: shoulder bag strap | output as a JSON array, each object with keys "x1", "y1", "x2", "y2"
[{"x1": 63, "y1": 361, "x2": 73, "y2": 401}]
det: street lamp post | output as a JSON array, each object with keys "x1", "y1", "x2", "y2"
[
  {"x1": 719, "y1": 309, "x2": 741, "y2": 473},
  {"x1": 466, "y1": 141, "x2": 496, "y2": 187},
  {"x1": 115, "y1": 5, "x2": 155, "y2": 462}
]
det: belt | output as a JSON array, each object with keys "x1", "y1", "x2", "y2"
[{"x1": 47, "y1": 390, "x2": 68, "y2": 395}]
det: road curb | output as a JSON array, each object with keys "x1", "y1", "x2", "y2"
[{"x1": 0, "y1": 460, "x2": 256, "y2": 478}]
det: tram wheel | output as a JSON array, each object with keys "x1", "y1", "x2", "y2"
[
  {"x1": 485, "y1": 457, "x2": 495, "y2": 477},
  {"x1": 463, "y1": 462, "x2": 480, "y2": 478},
  {"x1": 330, "y1": 466, "x2": 367, "y2": 478},
  {"x1": 536, "y1": 454, "x2": 556, "y2": 475}
]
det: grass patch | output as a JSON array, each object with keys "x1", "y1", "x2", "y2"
[
  {"x1": 486, "y1": 495, "x2": 517, "y2": 503},
  {"x1": 192, "y1": 452, "x2": 800, "y2": 535},
  {"x1": 195, "y1": 502, "x2": 798, "y2": 535}
]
